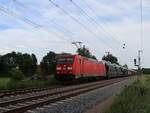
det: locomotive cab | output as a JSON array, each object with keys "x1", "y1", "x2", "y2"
[{"x1": 56, "y1": 55, "x2": 75, "y2": 80}]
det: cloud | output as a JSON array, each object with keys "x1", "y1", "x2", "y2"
[{"x1": 0, "y1": 0, "x2": 150, "y2": 68}]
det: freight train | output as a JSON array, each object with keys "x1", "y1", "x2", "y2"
[{"x1": 55, "y1": 54, "x2": 136, "y2": 81}]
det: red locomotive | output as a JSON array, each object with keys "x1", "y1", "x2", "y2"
[
  {"x1": 55, "y1": 54, "x2": 136, "y2": 81},
  {"x1": 56, "y1": 55, "x2": 106, "y2": 80}
]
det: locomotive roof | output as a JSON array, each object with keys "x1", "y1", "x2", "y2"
[
  {"x1": 56, "y1": 54, "x2": 76, "y2": 58},
  {"x1": 57, "y1": 54, "x2": 98, "y2": 62}
]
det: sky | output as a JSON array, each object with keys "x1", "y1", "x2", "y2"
[{"x1": 0, "y1": 0, "x2": 150, "y2": 68}]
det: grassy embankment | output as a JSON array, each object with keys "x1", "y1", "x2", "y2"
[
  {"x1": 0, "y1": 77, "x2": 10, "y2": 90},
  {"x1": 0, "y1": 75, "x2": 59, "y2": 91},
  {"x1": 104, "y1": 75, "x2": 150, "y2": 113}
]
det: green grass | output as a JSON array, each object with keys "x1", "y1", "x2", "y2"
[
  {"x1": 104, "y1": 75, "x2": 150, "y2": 113},
  {"x1": 1, "y1": 75, "x2": 59, "y2": 91},
  {"x1": 0, "y1": 77, "x2": 10, "y2": 90},
  {"x1": 0, "y1": 75, "x2": 59, "y2": 91}
]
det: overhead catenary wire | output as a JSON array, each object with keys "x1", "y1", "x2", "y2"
[
  {"x1": 49, "y1": 0, "x2": 129, "y2": 60},
  {"x1": 69, "y1": 0, "x2": 124, "y2": 46},
  {"x1": 79, "y1": 0, "x2": 132, "y2": 60},
  {"x1": 49, "y1": 0, "x2": 101, "y2": 39},
  {"x1": 12, "y1": 0, "x2": 110, "y2": 56},
  {"x1": 12, "y1": 0, "x2": 96, "y2": 46},
  {"x1": 140, "y1": 0, "x2": 143, "y2": 51},
  {"x1": 81, "y1": 0, "x2": 124, "y2": 45},
  {"x1": 2, "y1": 1, "x2": 129, "y2": 59},
  {"x1": 12, "y1": 0, "x2": 76, "y2": 39},
  {"x1": 8, "y1": 1, "x2": 125, "y2": 58},
  {"x1": 139, "y1": 0, "x2": 143, "y2": 68},
  {"x1": 49, "y1": 0, "x2": 118, "y2": 56},
  {"x1": 0, "y1": 5, "x2": 39, "y2": 28},
  {"x1": 72, "y1": 0, "x2": 134, "y2": 62},
  {"x1": 65, "y1": 0, "x2": 123, "y2": 51},
  {"x1": 49, "y1": 0, "x2": 117, "y2": 51},
  {"x1": 13, "y1": 0, "x2": 105, "y2": 54},
  {"x1": 0, "y1": 3, "x2": 73, "y2": 44},
  {"x1": 11, "y1": 0, "x2": 105, "y2": 56},
  {"x1": 69, "y1": 0, "x2": 133, "y2": 65},
  {"x1": 2, "y1": 1, "x2": 103, "y2": 56}
]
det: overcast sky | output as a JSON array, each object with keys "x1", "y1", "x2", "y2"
[{"x1": 0, "y1": 0, "x2": 149, "y2": 68}]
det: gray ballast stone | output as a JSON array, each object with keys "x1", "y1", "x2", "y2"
[{"x1": 26, "y1": 77, "x2": 136, "y2": 113}]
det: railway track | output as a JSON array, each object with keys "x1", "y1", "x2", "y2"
[
  {"x1": 0, "y1": 85, "x2": 61, "y2": 98},
  {"x1": 0, "y1": 76, "x2": 133, "y2": 113}
]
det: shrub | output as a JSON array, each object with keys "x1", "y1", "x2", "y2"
[{"x1": 10, "y1": 68, "x2": 24, "y2": 80}]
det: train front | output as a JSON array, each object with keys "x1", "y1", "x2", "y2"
[{"x1": 55, "y1": 55, "x2": 75, "y2": 81}]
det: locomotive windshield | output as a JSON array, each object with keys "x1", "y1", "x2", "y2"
[{"x1": 57, "y1": 58, "x2": 74, "y2": 64}]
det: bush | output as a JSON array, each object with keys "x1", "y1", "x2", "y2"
[
  {"x1": 6, "y1": 75, "x2": 58, "y2": 90},
  {"x1": 10, "y1": 68, "x2": 24, "y2": 80},
  {"x1": 104, "y1": 75, "x2": 150, "y2": 113}
]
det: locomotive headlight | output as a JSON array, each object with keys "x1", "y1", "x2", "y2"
[
  {"x1": 56, "y1": 67, "x2": 61, "y2": 70},
  {"x1": 67, "y1": 67, "x2": 72, "y2": 70}
]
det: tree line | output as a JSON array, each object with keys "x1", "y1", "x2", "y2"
[
  {"x1": 0, "y1": 51, "x2": 59, "y2": 78},
  {"x1": 142, "y1": 68, "x2": 150, "y2": 74},
  {"x1": 0, "y1": 47, "x2": 121, "y2": 78}
]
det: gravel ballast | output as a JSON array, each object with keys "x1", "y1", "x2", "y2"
[{"x1": 26, "y1": 77, "x2": 136, "y2": 113}]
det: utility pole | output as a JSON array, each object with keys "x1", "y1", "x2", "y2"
[
  {"x1": 138, "y1": 50, "x2": 142, "y2": 70},
  {"x1": 134, "y1": 50, "x2": 142, "y2": 74},
  {"x1": 134, "y1": 0, "x2": 143, "y2": 75}
]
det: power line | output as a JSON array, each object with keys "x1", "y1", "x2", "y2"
[
  {"x1": 12, "y1": 0, "x2": 101, "y2": 55},
  {"x1": 12, "y1": 0, "x2": 75, "y2": 40},
  {"x1": 0, "y1": 5, "x2": 39, "y2": 28},
  {"x1": 2, "y1": 1, "x2": 124, "y2": 58},
  {"x1": 82, "y1": 0, "x2": 124, "y2": 44},
  {"x1": 80, "y1": 0, "x2": 132, "y2": 61},
  {"x1": 140, "y1": 0, "x2": 143, "y2": 51},
  {"x1": 12, "y1": 1, "x2": 125, "y2": 57},
  {"x1": 11, "y1": 0, "x2": 105, "y2": 56},
  {"x1": 70, "y1": 0, "x2": 124, "y2": 46},
  {"x1": 12, "y1": 0, "x2": 77, "y2": 43},
  {"x1": 49, "y1": 0, "x2": 133, "y2": 60},
  {"x1": 49, "y1": 0, "x2": 117, "y2": 51},
  {"x1": 49, "y1": 0, "x2": 117, "y2": 56},
  {"x1": 139, "y1": 0, "x2": 143, "y2": 69},
  {"x1": 69, "y1": 0, "x2": 127, "y2": 55},
  {"x1": 77, "y1": 0, "x2": 135, "y2": 63},
  {"x1": 0, "y1": 3, "x2": 72, "y2": 44},
  {"x1": 68, "y1": 0, "x2": 128, "y2": 57},
  {"x1": 0, "y1": 2, "x2": 103, "y2": 57},
  {"x1": 13, "y1": 0, "x2": 101, "y2": 55},
  {"x1": 12, "y1": 0, "x2": 27, "y2": 9},
  {"x1": 49, "y1": 0, "x2": 100, "y2": 39}
]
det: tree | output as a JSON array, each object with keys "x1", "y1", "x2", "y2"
[
  {"x1": 0, "y1": 56, "x2": 5, "y2": 74},
  {"x1": 0, "y1": 52, "x2": 17, "y2": 75},
  {"x1": 31, "y1": 54, "x2": 37, "y2": 75},
  {"x1": 102, "y1": 53, "x2": 119, "y2": 64},
  {"x1": 40, "y1": 51, "x2": 56, "y2": 75},
  {"x1": 10, "y1": 68, "x2": 24, "y2": 80},
  {"x1": 0, "y1": 52, "x2": 37, "y2": 77},
  {"x1": 142, "y1": 68, "x2": 150, "y2": 74},
  {"x1": 77, "y1": 46, "x2": 97, "y2": 60},
  {"x1": 19, "y1": 53, "x2": 34, "y2": 76},
  {"x1": 123, "y1": 64, "x2": 128, "y2": 68}
]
